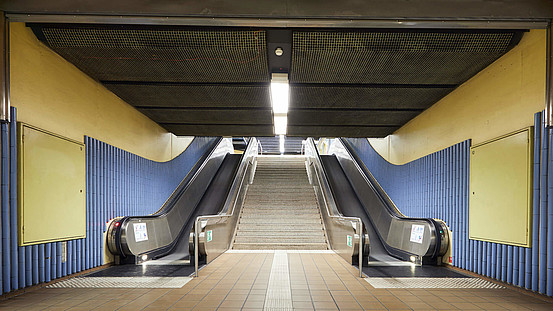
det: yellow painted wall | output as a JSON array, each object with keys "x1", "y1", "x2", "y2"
[
  {"x1": 10, "y1": 22, "x2": 192, "y2": 162},
  {"x1": 370, "y1": 29, "x2": 547, "y2": 164}
]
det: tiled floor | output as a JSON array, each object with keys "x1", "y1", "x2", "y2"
[{"x1": 1, "y1": 252, "x2": 552, "y2": 310}]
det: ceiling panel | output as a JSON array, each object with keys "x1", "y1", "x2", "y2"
[
  {"x1": 138, "y1": 108, "x2": 273, "y2": 124},
  {"x1": 162, "y1": 124, "x2": 274, "y2": 136},
  {"x1": 291, "y1": 31, "x2": 520, "y2": 84},
  {"x1": 287, "y1": 126, "x2": 399, "y2": 138},
  {"x1": 288, "y1": 110, "x2": 420, "y2": 126},
  {"x1": 104, "y1": 83, "x2": 271, "y2": 108},
  {"x1": 35, "y1": 26, "x2": 269, "y2": 83},
  {"x1": 290, "y1": 85, "x2": 454, "y2": 110}
]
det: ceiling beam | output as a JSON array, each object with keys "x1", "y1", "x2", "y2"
[
  {"x1": 7, "y1": 14, "x2": 548, "y2": 30},
  {"x1": 2, "y1": 0, "x2": 553, "y2": 21},
  {"x1": 162, "y1": 124, "x2": 275, "y2": 136}
]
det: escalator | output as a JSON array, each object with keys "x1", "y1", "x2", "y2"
[
  {"x1": 320, "y1": 155, "x2": 402, "y2": 264},
  {"x1": 305, "y1": 138, "x2": 452, "y2": 276},
  {"x1": 105, "y1": 135, "x2": 452, "y2": 280},
  {"x1": 106, "y1": 137, "x2": 255, "y2": 267}
]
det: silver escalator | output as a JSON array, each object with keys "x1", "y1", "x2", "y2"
[
  {"x1": 305, "y1": 138, "x2": 451, "y2": 266},
  {"x1": 108, "y1": 136, "x2": 370, "y2": 278},
  {"x1": 106, "y1": 137, "x2": 249, "y2": 265}
]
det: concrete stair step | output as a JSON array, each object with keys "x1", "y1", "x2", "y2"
[
  {"x1": 237, "y1": 224, "x2": 323, "y2": 233},
  {"x1": 243, "y1": 196, "x2": 316, "y2": 200},
  {"x1": 243, "y1": 201, "x2": 316, "y2": 205},
  {"x1": 242, "y1": 208, "x2": 319, "y2": 217},
  {"x1": 232, "y1": 242, "x2": 328, "y2": 250},
  {"x1": 235, "y1": 230, "x2": 325, "y2": 237},
  {"x1": 239, "y1": 202, "x2": 317, "y2": 211},
  {"x1": 232, "y1": 156, "x2": 328, "y2": 251},
  {"x1": 239, "y1": 218, "x2": 321, "y2": 224},
  {"x1": 242, "y1": 206, "x2": 318, "y2": 210},
  {"x1": 240, "y1": 215, "x2": 320, "y2": 219},
  {"x1": 234, "y1": 235, "x2": 325, "y2": 244}
]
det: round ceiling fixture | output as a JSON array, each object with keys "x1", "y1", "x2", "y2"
[{"x1": 275, "y1": 47, "x2": 284, "y2": 56}]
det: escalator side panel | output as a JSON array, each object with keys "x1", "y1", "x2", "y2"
[
  {"x1": 320, "y1": 155, "x2": 399, "y2": 261},
  {"x1": 335, "y1": 138, "x2": 442, "y2": 261},
  {"x1": 113, "y1": 138, "x2": 234, "y2": 260},
  {"x1": 169, "y1": 154, "x2": 242, "y2": 257}
]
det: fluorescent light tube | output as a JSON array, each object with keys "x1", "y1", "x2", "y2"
[
  {"x1": 271, "y1": 73, "x2": 289, "y2": 114},
  {"x1": 274, "y1": 115, "x2": 287, "y2": 135}
]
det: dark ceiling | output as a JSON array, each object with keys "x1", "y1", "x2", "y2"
[
  {"x1": 3, "y1": 1, "x2": 553, "y2": 19},
  {"x1": 29, "y1": 24, "x2": 523, "y2": 137}
]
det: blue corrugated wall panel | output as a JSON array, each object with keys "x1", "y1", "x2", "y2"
[
  {"x1": 0, "y1": 107, "x2": 217, "y2": 294},
  {"x1": 345, "y1": 111, "x2": 552, "y2": 297},
  {"x1": 348, "y1": 113, "x2": 553, "y2": 296}
]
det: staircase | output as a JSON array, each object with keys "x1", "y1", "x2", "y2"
[{"x1": 232, "y1": 156, "x2": 328, "y2": 250}]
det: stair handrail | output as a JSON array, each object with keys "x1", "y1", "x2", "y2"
[
  {"x1": 193, "y1": 137, "x2": 258, "y2": 277},
  {"x1": 305, "y1": 138, "x2": 364, "y2": 277}
]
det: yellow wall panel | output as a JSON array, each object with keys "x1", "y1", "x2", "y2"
[
  {"x1": 9, "y1": 22, "x2": 192, "y2": 162},
  {"x1": 469, "y1": 128, "x2": 533, "y2": 247},
  {"x1": 18, "y1": 124, "x2": 86, "y2": 245},
  {"x1": 370, "y1": 30, "x2": 546, "y2": 164}
]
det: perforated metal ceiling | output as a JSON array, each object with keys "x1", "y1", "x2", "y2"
[
  {"x1": 104, "y1": 83, "x2": 271, "y2": 108},
  {"x1": 40, "y1": 26, "x2": 269, "y2": 83},
  {"x1": 29, "y1": 24, "x2": 523, "y2": 137},
  {"x1": 289, "y1": 86, "x2": 454, "y2": 110},
  {"x1": 291, "y1": 31, "x2": 518, "y2": 84}
]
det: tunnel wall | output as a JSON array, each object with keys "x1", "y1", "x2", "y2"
[
  {"x1": 0, "y1": 108, "x2": 217, "y2": 294},
  {"x1": 9, "y1": 22, "x2": 192, "y2": 162},
  {"x1": 347, "y1": 110, "x2": 553, "y2": 296},
  {"x1": 370, "y1": 29, "x2": 546, "y2": 164}
]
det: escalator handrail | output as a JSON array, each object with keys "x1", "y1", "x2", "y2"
[
  {"x1": 306, "y1": 138, "x2": 363, "y2": 224},
  {"x1": 197, "y1": 137, "x2": 257, "y2": 222}
]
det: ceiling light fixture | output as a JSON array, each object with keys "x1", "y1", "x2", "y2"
[
  {"x1": 271, "y1": 73, "x2": 289, "y2": 136},
  {"x1": 270, "y1": 73, "x2": 289, "y2": 114},
  {"x1": 274, "y1": 115, "x2": 287, "y2": 135}
]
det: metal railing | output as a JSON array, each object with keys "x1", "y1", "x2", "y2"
[
  {"x1": 305, "y1": 138, "x2": 365, "y2": 278},
  {"x1": 193, "y1": 138, "x2": 258, "y2": 277}
]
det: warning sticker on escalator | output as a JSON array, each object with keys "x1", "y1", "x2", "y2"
[
  {"x1": 410, "y1": 224, "x2": 424, "y2": 244},
  {"x1": 134, "y1": 223, "x2": 148, "y2": 242}
]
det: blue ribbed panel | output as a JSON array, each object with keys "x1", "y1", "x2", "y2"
[
  {"x1": 345, "y1": 111, "x2": 552, "y2": 297},
  {"x1": 0, "y1": 107, "x2": 216, "y2": 294}
]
